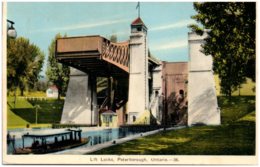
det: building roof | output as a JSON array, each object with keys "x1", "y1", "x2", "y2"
[
  {"x1": 131, "y1": 17, "x2": 147, "y2": 28},
  {"x1": 148, "y1": 50, "x2": 161, "y2": 65},
  {"x1": 101, "y1": 110, "x2": 117, "y2": 116},
  {"x1": 48, "y1": 85, "x2": 58, "y2": 90}
]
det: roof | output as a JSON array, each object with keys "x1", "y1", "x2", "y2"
[
  {"x1": 22, "y1": 129, "x2": 82, "y2": 138},
  {"x1": 131, "y1": 17, "x2": 147, "y2": 28},
  {"x1": 48, "y1": 85, "x2": 58, "y2": 90},
  {"x1": 23, "y1": 131, "x2": 70, "y2": 138},
  {"x1": 148, "y1": 53, "x2": 161, "y2": 65},
  {"x1": 101, "y1": 110, "x2": 117, "y2": 116}
]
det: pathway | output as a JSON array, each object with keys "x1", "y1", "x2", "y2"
[{"x1": 51, "y1": 126, "x2": 186, "y2": 155}]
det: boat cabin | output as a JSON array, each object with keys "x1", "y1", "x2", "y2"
[{"x1": 15, "y1": 129, "x2": 88, "y2": 154}]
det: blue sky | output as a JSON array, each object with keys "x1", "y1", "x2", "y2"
[{"x1": 7, "y1": 2, "x2": 196, "y2": 76}]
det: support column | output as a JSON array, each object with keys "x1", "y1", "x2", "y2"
[
  {"x1": 188, "y1": 32, "x2": 220, "y2": 126},
  {"x1": 61, "y1": 67, "x2": 98, "y2": 125}
]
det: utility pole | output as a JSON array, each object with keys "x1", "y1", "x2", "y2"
[{"x1": 35, "y1": 105, "x2": 40, "y2": 124}]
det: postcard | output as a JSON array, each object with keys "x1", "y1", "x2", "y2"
[{"x1": 2, "y1": 1, "x2": 257, "y2": 165}]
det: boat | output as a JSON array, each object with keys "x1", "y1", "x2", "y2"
[{"x1": 14, "y1": 129, "x2": 89, "y2": 154}]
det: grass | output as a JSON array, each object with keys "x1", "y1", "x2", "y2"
[
  {"x1": 218, "y1": 96, "x2": 255, "y2": 124},
  {"x1": 25, "y1": 91, "x2": 46, "y2": 97},
  {"x1": 91, "y1": 96, "x2": 255, "y2": 155},
  {"x1": 8, "y1": 90, "x2": 47, "y2": 97},
  {"x1": 7, "y1": 105, "x2": 29, "y2": 128},
  {"x1": 7, "y1": 97, "x2": 64, "y2": 129},
  {"x1": 7, "y1": 96, "x2": 34, "y2": 108},
  {"x1": 28, "y1": 99, "x2": 64, "y2": 123}
]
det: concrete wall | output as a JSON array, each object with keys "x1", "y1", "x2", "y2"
[
  {"x1": 161, "y1": 62, "x2": 188, "y2": 125},
  {"x1": 116, "y1": 105, "x2": 127, "y2": 126},
  {"x1": 162, "y1": 62, "x2": 188, "y2": 97},
  {"x1": 61, "y1": 68, "x2": 98, "y2": 125},
  {"x1": 152, "y1": 65, "x2": 162, "y2": 91},
  {"x1": 150, "y1": 65, "x2": 163, "y2": 124},
  {"x1": 188, "y1": 32, "x2": 220, "y2": 126},
  {"x1": 127, "y1": 30, "x2": 149, "y2": 124}
]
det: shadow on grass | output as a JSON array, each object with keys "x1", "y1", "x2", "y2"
[
  {"x1": 219, "y1": 96, "x2": 255, "y2": 124},
  {"x1": 10, "y1": 99, "x2": 64, "y2": 124},
  {"x1": 11, "y1": 108, "x2": 36, "y2": 123},
  {"x1": 92, "y1": 112, "x2": 255, "y2": 155}
]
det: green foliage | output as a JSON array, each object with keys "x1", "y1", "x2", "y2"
[
  {"x1": 190, "y1": 2, "x2": 256, "y2": 96},
  {"x1": 32, "y1": 80, "x2": 48, "y2": 92},
  {"x1": 92, "y1": 96, "x2": 255, "y2": 155},
  {"x1": 109, "y1": 34, "x2": 117, "y2": 43},
  {"x1": 46, "y1": 33, "x2": 70, "y2": 100},
  {"x1": 7, "y1": 37, "x2": 44, "y2": 98}
]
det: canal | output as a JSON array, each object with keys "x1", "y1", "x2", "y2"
[{"x1": 7, "y1": 126, "x2": 152, "y2": 154}]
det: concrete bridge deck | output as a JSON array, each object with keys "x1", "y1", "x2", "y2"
[{"x1": 56, "y1": 35, "x2": 130, "y2": 77}]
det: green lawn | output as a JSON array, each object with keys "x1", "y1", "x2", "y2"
[
  {"x1": 7, "y1": 105, "x2": 29, "y2": 128},
  {"x1": 7, "y1": 97, "x2": 64, "y2": 129},
  {"x1": 91, "y1": 96, "x2": 255, "y2": 155}
]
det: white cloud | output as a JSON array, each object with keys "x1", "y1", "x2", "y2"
[
  {"x1": 111, "y1": 30, "x2": 130, "y2": 36},
  {"x1": 150, "y1": 19, "x2": 195, "y2": 32},
  {"x1": 31, "y1": 19, "x2": 129, "y2": 33},
  {"x1": 152, "y1": 40, "x2": 187, "y2": 51}
]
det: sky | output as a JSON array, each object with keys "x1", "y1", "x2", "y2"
[{"x1": 7, "y1": 2, "x2": 197, "y2": 76}]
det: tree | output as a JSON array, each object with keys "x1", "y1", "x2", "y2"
[
  {"x1": 109, "y1": 34, "x2": 117, "y2": 43},
  {"x1": 46, "y1": 33, "x2": 70, "y2": 100},
  {"x1": 35, "y1": 80, "x2": 48, "y2": 92},
  {"x1": 189, "y1": 2, "x2": 255, "y2": 96},
  {"x1": 7, "y1": 37, "x2": 44, "y2": 105}
]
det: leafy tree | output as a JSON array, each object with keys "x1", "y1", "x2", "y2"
[
  {"x1": 46, "y1": 33, "x2": 70, "y2": 100},
  {"x1": 189, "y1": 2, "x2": 255, "y2": 96},
  {"x1": 110, "y1": 34, "x2": 117, "y2": 43},
  {"x1": 7, "y1": 37, "x2": 44, "y2": 105},
  {"x1": 33, "y1": 80, "x2": 48, "y2": 92}
]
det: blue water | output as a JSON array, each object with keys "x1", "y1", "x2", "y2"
[{"x1": 7, "y1": 127, "x2": 139, "y2": 154}]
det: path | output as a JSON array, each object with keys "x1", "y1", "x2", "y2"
[{"x1": 51, "y1": 126, "x2": 186, "y2": 155}]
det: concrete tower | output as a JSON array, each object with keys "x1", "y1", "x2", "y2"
[
  {"x1": 188, "y1": 31, "x2": 221, "y2": 126},
  {"x1": 127, "y1": 17, "x2": 149, "y2": 124}
]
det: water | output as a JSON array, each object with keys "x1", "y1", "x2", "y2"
[{"x1": 7, "y1": 127, "x2": 142, "y2": 154}]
